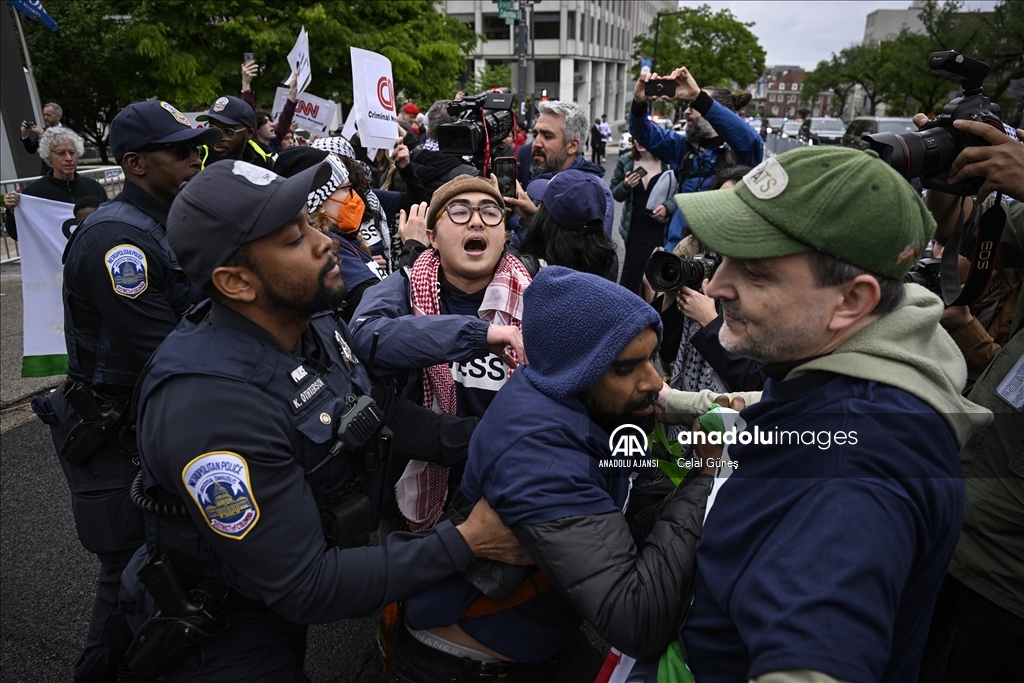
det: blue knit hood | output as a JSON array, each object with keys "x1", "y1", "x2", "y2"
[{"x1": 521, "y1": 266, "x2": 662, "y2": 402}]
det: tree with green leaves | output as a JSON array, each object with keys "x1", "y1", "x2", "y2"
[
  {"x1": 18, "y1": 0, "x2": 479, "y2": 162},
  {"x1": 631, "y1": 5, "x2": 766, "y2": 93},
  {"x1": 466, "y1": 63, "x2": 512, "y2": 95}
]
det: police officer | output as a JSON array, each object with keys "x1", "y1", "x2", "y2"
[
  {"x1": 119, "y1": 160, "x2": 526, "y2": 682},
  {"x1": 196, "y1": 95, "x2": 273, "y2": 169},
  {"x1": 30, "y1": 100, "x2": 220, "y2": 683}
]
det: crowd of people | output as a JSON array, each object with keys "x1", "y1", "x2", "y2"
[{"x1": 4, "y1": 61, "x2": 1022, "y2": 683}]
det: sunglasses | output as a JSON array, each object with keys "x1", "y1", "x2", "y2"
[
  {"x1": 211, "y1": 124, "x2": 248, "y2": 137},
  {"x1": 139, "y1": 141, "x2": 199, "y2": 160}
]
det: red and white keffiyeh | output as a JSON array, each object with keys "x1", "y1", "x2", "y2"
[{"x1": 396, "y1": 247, "x2": 531, "y2": 530}]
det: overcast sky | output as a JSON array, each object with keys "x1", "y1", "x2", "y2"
[{"x1": 678, "y1": 1, "x2": 1000, "y2": 70}]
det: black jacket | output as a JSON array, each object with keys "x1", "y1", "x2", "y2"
[{"x1": 5, "y1": 171, "x2": 107, "y2": 241}]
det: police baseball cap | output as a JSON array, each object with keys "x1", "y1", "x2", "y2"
[
  {"x1": 196, "y1": 96, "x2": 256, "y2": 130},
  {"x1": 674, "y1": 146, "x2": 936, "y2": 279},
  {"x1": 168, "y1": 160, "x2": 331, "y2": 288},
  {"x1": 541, "y1": 170, "x2": 607, "y2": 232},
  {"x1": 109, "y1": 100, "x2": 222, "y2": 164}
]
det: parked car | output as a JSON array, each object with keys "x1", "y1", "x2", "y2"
[
  {"x1": 798, "y1": 117, "x2": 847, "y2": 146},
  {"x1": 760, "y1": 117, "x2": 785, "y2": 139},
  {"x1": 780, "y1": 121, "x2": 802, "y2": 138},
  {"x1": 841, "y1": 116, "x2": 916, "y2": 150}
]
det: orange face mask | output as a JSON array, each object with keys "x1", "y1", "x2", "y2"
[{"x1": 324, "y1": 190, "x2": 364, "y2": 233}]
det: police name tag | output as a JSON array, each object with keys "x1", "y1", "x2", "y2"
[
  {"x1": 290, "y1": 376, "x2": 326, "y2": 412},
  {"x1": 182, "y1": 452, "x2": 260, "y2": 540}
]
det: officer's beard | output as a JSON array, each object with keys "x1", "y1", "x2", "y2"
[
  {"x1": 262, "y1": 256, "x2": 348, "y2": 321},
  {"x1": 578, "y1": 389, "x2": 658, "y2": 439}
]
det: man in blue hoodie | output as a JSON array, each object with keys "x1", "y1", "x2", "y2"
[
  {"x1": 660, "y1": 147, "x2": 991, "y2": 683},
  {"x1": 630, "y1": 66, "x2": 763, "y2": 251},
  {"x1": 388, "y1": 267, "x2": 713, "y2": 682}
]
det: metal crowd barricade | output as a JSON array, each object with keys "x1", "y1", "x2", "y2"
[
  {"x1": 764, "y1": 134, "x2": 808, "y2": 158},
  {"x1": 0, "y1": 166, "x2": 124, "y2": 264}
]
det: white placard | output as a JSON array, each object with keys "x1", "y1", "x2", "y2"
[
  {"x1": 350, "y1": 47, "x2": 399, "y2": 150},
  {"x1": 272, "y1": 88, "x2": 338, "y2": 134},
  {"x1": 283, "y1": 27, "x2": 312, "y2": 94}
]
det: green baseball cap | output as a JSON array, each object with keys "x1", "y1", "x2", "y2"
[{"x1": 675, "y1": 147, "x2": 936, "y2": 279}]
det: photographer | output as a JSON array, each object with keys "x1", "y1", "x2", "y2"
[
  {"x1": 629, "y1": 67, "x2": 763, "y2": 229},
  {"x1": 917, "y1": 117, "x2": 1024, "y2": 683}
]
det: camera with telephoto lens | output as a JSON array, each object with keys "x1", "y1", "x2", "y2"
[
  {"x1": 645, "y1": 251, "x2": 721, "y2": 292},
  {"x1": 903, "y1": 257, "x2": 942, "y2": 295},
  {"x1": 437, "y1": 89, "x2": 516, "y2": 165},
  {"x1": 863, "y1": 51, "x2": 1004, "y2": 196}
]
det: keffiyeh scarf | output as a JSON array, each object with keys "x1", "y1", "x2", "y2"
[{"x1": 395, "y1": 248, "x2": 532, "y2": 530}]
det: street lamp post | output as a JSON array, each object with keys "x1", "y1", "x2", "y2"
[{"x1": 651, "y1": 10, "x2": 687, "y2": 76}]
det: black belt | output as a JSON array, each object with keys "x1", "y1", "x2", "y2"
[{"x1": 394, "y1": 624, "x2": 518, "y2": 679}]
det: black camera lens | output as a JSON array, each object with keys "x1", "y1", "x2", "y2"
[
  {"x1": 654, "y1": 83, "x2": 665, "y2": 94},
  {"x1": 863, "y1": 128, "x2": 957, "y2": 180},
  {"x1": 644, "y1": 252, "x2": 720, "y2": 292}
]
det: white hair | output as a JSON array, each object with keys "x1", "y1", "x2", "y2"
[
  {"x1": 39, "y1": 127, "x2": 84, "y2": 165},
  {"x1": 536, "y1": 100, "x2": 589, "y2": 147}
]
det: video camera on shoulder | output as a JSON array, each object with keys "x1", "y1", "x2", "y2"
[
  {"x1": 645, "y1": 251, "x2": 721, "y2": 292},
  {"x1": 437, "y1": 89, "x2": 516, "y2": 170},
  {"x1": 864, "y1": 51, "x2": 1003, "y2": 196}
]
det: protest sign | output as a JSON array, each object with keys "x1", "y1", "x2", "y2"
[
  {"x1": 272, "y1": 88, "x2": 338, "y2": 134},
  {"x1": 283, "y1": 26, "x2": 312, "y2": 94},
  {"x1": 15, "y1": 194, "x2": 73, "y2": 377},
  {"x1": 350, "y1": 47, "x2": 399, "y2": 150}
]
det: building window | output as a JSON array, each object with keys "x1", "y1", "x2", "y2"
[
  {"x1": 769, "y1": 93, "x2": 776, "y2": 102},
  {"x1": 791, "y1": 83, "x2": 799, "y2": 91},
  {"x1": 534, "y1": 12, "x2": 559, "y2": 39},
  {"x1": 567, "y1": 11, "x2": 575, "y2": 40},
  {"x1": 534, "y1": 59, "x2": 560, "y2": 83},
  {"x1": 788, "y1": 94, "x2": 796, "y2": 103},
  {"x1": 482, "y1": 14, "x2": 509, "y2": 41}
]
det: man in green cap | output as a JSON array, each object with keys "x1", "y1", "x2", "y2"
[{"x1": 656, "y1": 146, "x2": 992, "y2": 683}]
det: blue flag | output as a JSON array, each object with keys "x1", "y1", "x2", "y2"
[{"x1": 9, "y1": 0, "x2": 58, "y2": 32}]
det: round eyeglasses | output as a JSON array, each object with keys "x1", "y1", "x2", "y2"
[{"x1": 439, "y1": 202, "x2": 505, "y2": 226}]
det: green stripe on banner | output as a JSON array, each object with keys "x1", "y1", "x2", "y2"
[{"x1": 22, "y1": 354, "x2": 67, "y2": 378}]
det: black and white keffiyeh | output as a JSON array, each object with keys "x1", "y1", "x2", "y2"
[{"x1": 307, "y1": 154, "x2": 349, "y2": 213}]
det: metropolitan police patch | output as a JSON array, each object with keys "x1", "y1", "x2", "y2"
[
  {"x1": 182, "y1": 452, "x2": 260, "y2": 540},
  {"x1": 105, "y1": 244, "x2": 148, "y2": 298}
]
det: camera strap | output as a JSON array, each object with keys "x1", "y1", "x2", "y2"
[{"x1": 940, "y1": 194, "x2": 1005, "y2": 307}]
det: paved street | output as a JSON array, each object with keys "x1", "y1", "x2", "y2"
[{"x1": 0, "y1": 152, "x2": 624, "y2": 682}]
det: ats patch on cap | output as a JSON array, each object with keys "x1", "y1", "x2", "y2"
[
  {"x1": 160, "y1": 101, "x2": 192, "y2": 127},
  {"x1": 742, "y1": 157, "x2": 788, "y2": 200},
  {"x1": 232, "y1": 161, "x2": 278, "y2": 186}
]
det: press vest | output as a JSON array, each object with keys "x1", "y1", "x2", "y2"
[
  {"x1": 135, "y1": 304, "x2": 374, "y2": 580},
  {"x1": 63, "y1": 199, "x2": 202, "y2": 390}
]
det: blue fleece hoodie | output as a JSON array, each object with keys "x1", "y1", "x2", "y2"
[{"x1": 405, "y1": 267, "x2": 663, "y2": 661}]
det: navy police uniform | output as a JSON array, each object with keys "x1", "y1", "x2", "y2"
[
  {"x1": 118, "y1": 160, "x2": 478, "y2": 682},
  {"x1": 31, "y1": 100, "x2": 219, "y2": 682}
]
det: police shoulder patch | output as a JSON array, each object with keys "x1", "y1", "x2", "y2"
[
  {"x1": 105, "y1": 244, "x2": 148, "y2": 298},
  {"x1": 182, "y1": 451, "x2": 260, "y2": 540}
]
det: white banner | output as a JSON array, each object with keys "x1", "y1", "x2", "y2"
[
  {"x1": 283, "y1": 26, "x2": 312, "y2": 94},
  {"x1": 15, "y1": 194, "x2": 73, "y2": 377},
  {"x1": 272, "y1": 88, "x2": 338, "y2": 134},
  {"x1": 350, "y1": 47, "x2": 399, "y2": 150}
]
